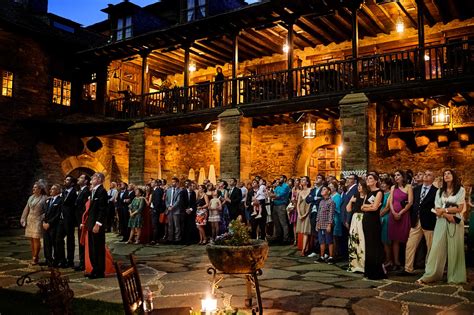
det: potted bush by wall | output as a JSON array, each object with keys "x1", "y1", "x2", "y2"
[{"x1": 206, "y1": 220, "x2": 269, "y2": 274}]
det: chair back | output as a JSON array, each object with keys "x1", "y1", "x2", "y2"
[{"x1": 115, "y1": 254, "x2": 144, "y2": 315}]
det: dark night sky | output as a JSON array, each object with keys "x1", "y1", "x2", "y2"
[{"x1": 48, "y1": 0, "x2": 260, "y2": 27}]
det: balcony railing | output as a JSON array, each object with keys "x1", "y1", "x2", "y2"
[{"x1": 104, "y1": 40, "x2": 473, "y2": 119}]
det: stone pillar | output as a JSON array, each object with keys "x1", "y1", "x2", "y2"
[
  {"x1": 218, "y1": 108, "x2": 252, "y2": 181},
  {"x1": 128, "y1": 122, "x2": 161, "y2": 184},
  {"x1": 339, "y1": 93, "x2": 375, "y2": 176}
]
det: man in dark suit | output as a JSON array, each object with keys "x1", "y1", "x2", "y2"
[
  {"x1": 227, "y1": 178, "x2": 243, "y2": 221},
  {"x1": 165, "y1": 177, "x2": 185, "y2": 243},
  {"x1": 117, "y1": 182, "x2": 133, "y2": 242},
  {"x1": 150, "y1": 179, "x2": 164, "y2": 245},
  {"x1": 56, "y1": 176, "x2": 78, "y2": 268},
  {"x1": 401, "y1": 170, "x2": 437, "y2": 275},
  {"x1": 74, "y1": 174, "x2": 90, "y2": 271},
  {"x1": 339, "y1": 174, "x2": 358, "y2": 260},
  {"x1": 182, "y1": 180, "x2": 198, "y2": 244},
  {"x1": 86, "y1": 172, "x2": 108, "y2": 279},
  {"x1": 41, "y1": 184, "x2": 62, "y2": 267}
]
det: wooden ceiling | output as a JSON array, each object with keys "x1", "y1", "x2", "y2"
[{"x1": 80, "y1": 0, "x2": 474, "y2": 75}]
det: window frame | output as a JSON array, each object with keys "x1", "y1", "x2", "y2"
[
  {"x1": 115, "y1": 16, "x2": 133, "y2": 41},
  {"x1": 182, "y1": 0, "x2": 207, "y2": 22},
  {"x1": 1, "y1": 70, "x2": 14, "y2": 97},
  {"x1": 52, "y1": 77, "x2": 71, "y2": 106}
]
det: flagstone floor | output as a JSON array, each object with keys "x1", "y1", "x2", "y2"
[{"x1": 0, "y1": 230, "x2": 473, "y2": 314}]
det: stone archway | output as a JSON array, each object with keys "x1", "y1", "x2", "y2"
[
  {"x1": 296, "y1": 133, "x2": 342, "y2": 179},
  {"x1": 61, "y1": 154, "x2": 111, "y2": 187}
]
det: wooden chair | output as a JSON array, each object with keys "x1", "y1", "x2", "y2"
[
  {"x1": 115, "y1": 254, "x2": 144, "y2": 315},
  {"x1": 115, "y1": 254, "x2": 192, "y2": 315}
]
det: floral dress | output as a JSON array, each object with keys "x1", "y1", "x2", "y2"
[
  {"x1": 128, "y1": 197, "x2": 145, "y2": 228},
  {"x1": 348, "y1": 193, "x2": 365, "y2": 273},
  {"x1": 195, "y1": 196, "x2": 207, "y2": 226}
]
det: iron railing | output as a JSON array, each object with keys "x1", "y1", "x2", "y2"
[{"x1": 104, "y1": 40, "x2": 473, "y2": 119}]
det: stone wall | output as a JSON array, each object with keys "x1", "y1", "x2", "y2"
[
  {"x1": 370, "y1": 141, "x2": 474, "y2": 186},
  {"x1": 160, "y1": 131, "x2": 219, "y2": 182},
  {"x1": 250, "y1": 119, "x2": 339, "y2": 180}
]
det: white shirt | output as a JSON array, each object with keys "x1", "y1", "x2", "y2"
[
  {"x1": 241, "y1": 187, "x2": 248, "y2": 203},
  {"x1": 256, "y1": 184, "x2": 266, "y2": 201}
]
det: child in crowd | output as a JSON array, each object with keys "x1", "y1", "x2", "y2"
[
  {"x1": 252, "y1": 179, "x2": 266, "y2": 219},
  {"x1": 208, "y1": 189, "x2": 222, "y2": 240},
  {"x1": 315, "y1": 186, "x2": 335, "y2": 264}
]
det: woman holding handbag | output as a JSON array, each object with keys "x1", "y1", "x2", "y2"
[{"x1": 418, "y1": 169, "x2": 466, "y2": 284}]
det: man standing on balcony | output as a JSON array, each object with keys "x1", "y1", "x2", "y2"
[{"x1": 213, "y1": 67, "x2": 225, "y2": 107}]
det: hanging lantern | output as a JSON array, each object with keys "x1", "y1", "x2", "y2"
[
  {"x1": 396, "y1": 14, "x2": 405, "y2": 33},
  {"x1": 431, "y1": 104, "x2": 450, "y2": 125},
  {"x1": 211, "y1": 129, "x2": 221, "y2": 142},
  {"x1": 282, "y1": 43, "x2": 289, "y2": 53},
  {"x1": 302, "y1": 119, "x2": 316, "y2": 139},
  {"x1": 188, "y1": 63, "x2": 196, "y2": 72}
]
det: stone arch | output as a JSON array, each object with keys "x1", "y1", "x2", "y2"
[
  {"x1": 296, "y1": 133, "x2": 342, "y2": 177},
  {"x1": 61, "y1": 154, "x2": 111, "y2": 187}
]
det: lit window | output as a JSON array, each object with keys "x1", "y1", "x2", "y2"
[
  {"x1": 1, "y1": 70, "x2": 13, "y2": 97},
  {"x1": 184, "y1": 0, "x2": 206, "y2": 22},
  {"x1": 53, "y1": 78, "x2": 71, "y2": 106},
  {"x1": 116, "y1": 16, "x2": 133, "y2": 41}
]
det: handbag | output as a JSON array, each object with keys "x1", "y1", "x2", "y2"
[
  {"x1": 159, "y1": 212, "x2": 167, "y2": 224},
  {"x1": 286, "y1": 202, "x2": 295, "y2": 213}
]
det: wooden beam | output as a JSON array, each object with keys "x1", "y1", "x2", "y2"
[
  {"x1": 360, "y1": 4, "x2": 389, "y2": 34},
  {"x1": 319, "y1": 16, "x2": 351, "y2": 41},
  {"x1": 307, "y1": 18, "x2": 337, "y2": 43},
  {"x1": 341, "y1": 7, "x2": 376, "y2": 38},
  {"x1": 371, "y1": 1, "x2": 397, "y2": 26},
  {"x1": 192, "y1": 42, "x2": 231, "y2": 63},
  {"x1": 431, "y1": 0, "x2": 449, "y2": 23},
  {"x1": 246, "y1": 29, "x2": 284, "y2": 53},
  {"x1": 396, "y1": 2, "x2": 418, "y2": 29},
  {"x1": 295, "y1": 19, "x2": 330, "y2": 45}
]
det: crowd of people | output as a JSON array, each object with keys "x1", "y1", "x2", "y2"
[{"x1": 20, "y1": 169, "x2": 472, "y2": 283}]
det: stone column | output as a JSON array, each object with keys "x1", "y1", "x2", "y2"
[
  {"x1": 339, "y1": 93, "x2": 375, "y2": 176},
  {"x1": 218, "y1": 108, "x2": 252, "y2": 181},
  {"x1": 128, "y1": 122, "x2": 161, "y2": 184}
]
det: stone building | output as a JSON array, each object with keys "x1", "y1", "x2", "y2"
[{"x1": 1, "y1": 0, "x2": 473, "y2": 216}]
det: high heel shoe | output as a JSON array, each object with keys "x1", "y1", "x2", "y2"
[
  {"x1": 126, "y1": 240, "x2": 132, "y2": 244},
  {"x1": 134, "y1": 240, "x2": 140, "y2": 245}
]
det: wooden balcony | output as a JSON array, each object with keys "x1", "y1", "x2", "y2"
[{"x1": 103, "y1": 40, "x2": 474, "y2": 120}]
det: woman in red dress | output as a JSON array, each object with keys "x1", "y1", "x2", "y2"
[
  {"x1": 140, "y1": 185, "x2": 153, "y2": 244},
  {"x1": 81, "y1": 199, "x2": 115, "y2": 276}
]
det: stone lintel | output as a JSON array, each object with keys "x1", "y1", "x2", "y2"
[
  {"x1": 218, "y1": 108, "x2": 242, "y2": 118},
  {"x1": 339, "y1": 92, "x2": 369, "y2": 106}
]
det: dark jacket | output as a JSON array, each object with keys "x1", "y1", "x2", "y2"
[
  {"x1": 87, "y1": 185, "x2": 108, "y2": 230},
  {"x1": 341, "y1": 184, "x2": 358, "y2": 226},
  {"x1": 411, "y1": 185, "x2": 437, "y2": 230},
  {"x1": 228, "y1": 186, "x2": 243, "y2": 218},
  {"x1": 75, "y1": 186, "x2": 90, "y2": 224},
  {"x1": 61, "y1": 187, "x2": 77, "y2": 222},
  {"x1": 151, "y1": 187, "x2": 164, "y2": 212},
  {"x1": 43, "y1": 195, "x2": 63, "y2": 226},
  {"x1": 306, "y1": 186, "x2": 323, "y2": 212},
  {"x1": 183, "y1": 189, "x2": 197, "y2": 212}
]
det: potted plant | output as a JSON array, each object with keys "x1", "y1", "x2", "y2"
[{"x1": 206, "y1": 220, "x2": 269, "y2": 274}]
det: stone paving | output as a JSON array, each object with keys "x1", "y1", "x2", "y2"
[{"x1": 0, "y1": 230, "x2": 473, "y2": 314}]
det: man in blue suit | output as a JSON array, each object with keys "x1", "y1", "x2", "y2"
[
  {"x1": 165, "y1": 177, "x2": 185, "y2": 243},
  {"x1": 339, "y1": 174, "x2": 358, "y2": 260}
]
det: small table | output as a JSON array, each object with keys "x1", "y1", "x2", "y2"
[{"x1": 207, "y1": 266, "x2": 264, "y2": 315}]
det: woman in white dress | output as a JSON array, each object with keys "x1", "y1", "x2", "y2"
[
  {"x1": 346, "y1": 181, "x2": 368, "y2": 273},
  {"x1": 20, "y1": 181, "x2": 47, "y2": 265}
]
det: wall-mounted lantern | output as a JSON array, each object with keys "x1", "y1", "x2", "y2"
[
  {"x1": 302, "y1": 119, "x2": 316, "y2": 139},
  {"x1": 431, "y1": 104, "x2": 450, "y2": 125}
]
